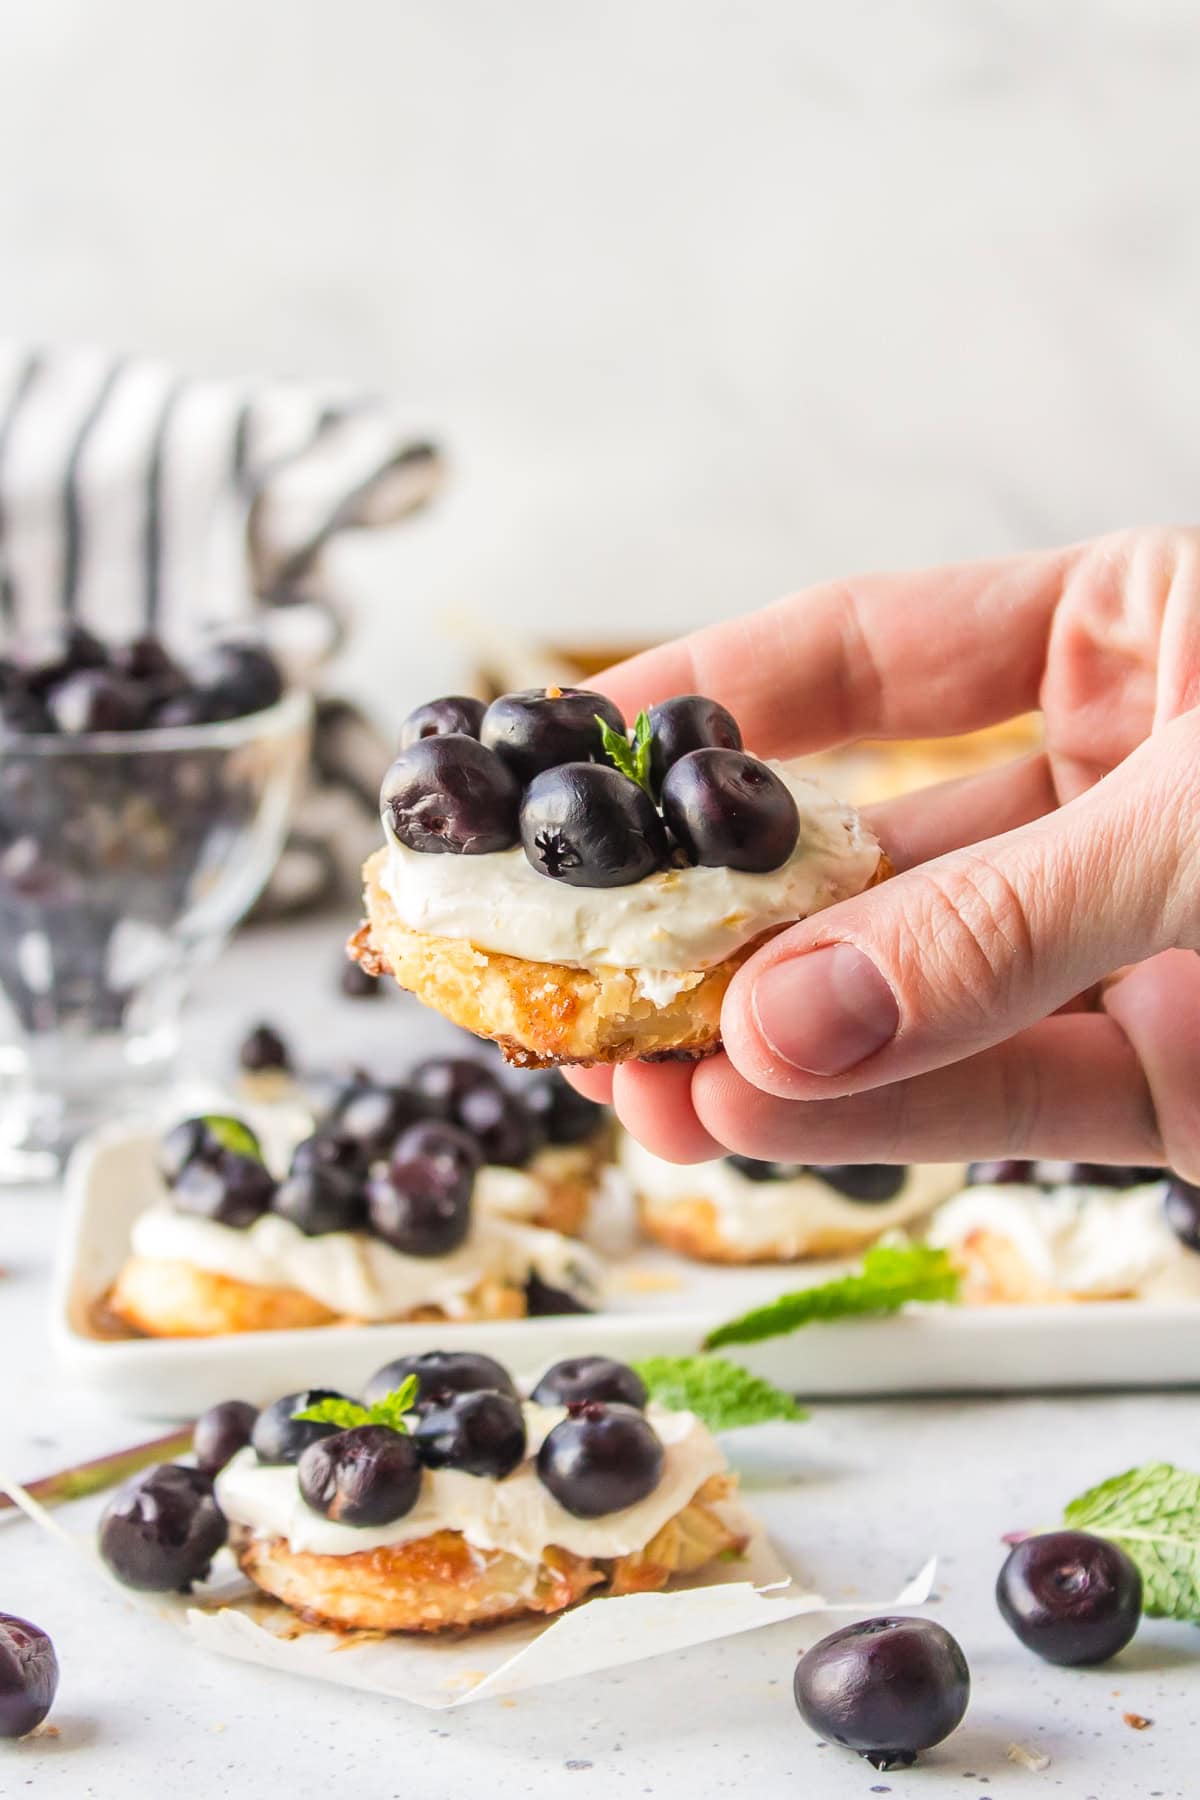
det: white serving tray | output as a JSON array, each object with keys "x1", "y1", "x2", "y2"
[{"x1": 53, "y1": 1122, "x2": 1200, "y2": 1417}]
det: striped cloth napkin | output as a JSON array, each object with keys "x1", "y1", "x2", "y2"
[{"x1": 0, "y1": 344, "x2": 444, "y2": 912}]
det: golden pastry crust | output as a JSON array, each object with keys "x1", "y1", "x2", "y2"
[
  {"x1": 233, "y1": 1474, "x2": 744, "y2": 1632},
  {"x1": 351, "y1": 848, "x2": 890, "y2": 1068},
  {"x1": 107, "y1": 1256, "x2": 527, "y2": 1338},
  {"x1": 637, "y1": 1194, "x2": 894, "y2": 1264},
  {"x1": 518, "y1": 1133, "x2": 614, "y2": 1235}
]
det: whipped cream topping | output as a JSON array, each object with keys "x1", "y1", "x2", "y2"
[
  {"x1": 925, "y1": 1180, "x2": 1200, "y2": 1300},
  {"x1": 381, "y1": 763, "x2": 880, "y2": 972},
  {"x1": 621, "y1": 1136, "x2": 963, "y2": 1256},
  {"x1": 130, "y1": 1204, "x2": 600, "y2": 1320},
  {"x1": 216, "y1": 1402, "x2": 727, "y2": 1563}
]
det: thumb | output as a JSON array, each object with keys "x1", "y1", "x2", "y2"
[{"x1": 721, "y1": 710, "x2": 1200, "y2": 1101}]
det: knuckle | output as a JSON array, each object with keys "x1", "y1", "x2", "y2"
[{"x1": 892, "y1": 853, "x2": 1042, "y2": 1020}]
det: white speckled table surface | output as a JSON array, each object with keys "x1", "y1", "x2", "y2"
[{"x1": 0, "y1": 916, "x2": 1196, "y2": 1799}]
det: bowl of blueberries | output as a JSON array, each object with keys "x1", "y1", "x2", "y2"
[{"x1": 0, "y1": 622, "x2": 310, "y2": 1178}]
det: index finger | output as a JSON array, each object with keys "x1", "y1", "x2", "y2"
[{"x1": 594, "y1": 544, "x2": 1080, "y2": 758}]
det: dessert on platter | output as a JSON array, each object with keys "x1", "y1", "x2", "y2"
[
  {"x1": 622, "y1": 1136, "x2": 965, "y2": 1263},
  {"x1": 108, "y1": 1089, "x2": 601, "y2": 1338},
  {"x1": 926, "y1": 1162, "x2": 1200, "y2": 1304},
  {"x1": 98, "y1": 1351, "x2": 747, "y2": 1634},
  {"x1": 351, "y1": 689, "x2": 887, "y2": 1066}
]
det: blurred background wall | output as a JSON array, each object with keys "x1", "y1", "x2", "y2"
[{"x1": 2, "y1": 0, "x2": 1196, "y2": 723}]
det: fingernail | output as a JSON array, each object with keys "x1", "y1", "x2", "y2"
[{"x1": 751, "y1": 944, "x2": 899, "y2": 1076}]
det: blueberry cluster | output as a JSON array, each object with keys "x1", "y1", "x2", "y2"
[
  {"x1": 96, "y1": 1353, "x2": 665, "y2": 1591},
  {"x1": 0, "y1": 621, "x2": 284, "y2": 737},
  {"x1": 724, "y1": 1156, "x2": 910, "y2": 1202},
  {"x1": 381, "y1": 688, "x2": 801, "y2": 887},
  {"x1": 161, "y1": 1056, "x2": 605, "y2": 1263}
]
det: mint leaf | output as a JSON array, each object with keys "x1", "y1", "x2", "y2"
[
  {"x1": 292, "y1": 1378, "x2": 420, "y2": 1436},
  {"x1": 704, "y1": 1244, "x2": 960, "y2": 1349},
  {"x1": 366, "y1": 1376, "x2": 420, "y2": 1432},
  {"x1": 292, "y1": 1398, "x2": 370, "y2": 1430},
  {"x1": 634, "y1": 1355, "x2": 806, "y2": 1431},
  {"x1": 203, "y1": 1115, "x2": 263, "y2": 1161},
  {"x1": 1064, "y1": 1463, "x2": 1200, "y2": 1619},
  {"x1": 597, "y1": 710, "x2": 655, "y2": 795}
]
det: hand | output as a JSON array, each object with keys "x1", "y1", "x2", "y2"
[{"x1": 570, "y1": 528, "x2": 1200, "y2": 1178}]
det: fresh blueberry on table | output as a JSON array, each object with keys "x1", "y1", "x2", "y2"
[
  {"x1": 98, "y1": 1464, "x2": 227, "y2": 1591},
  {"x1": 793, "y1": 1616, "x2": 970, "y2": 1770},
  {"x1": 996, "y1": 1530, "x2": 1142, "y2": 1665},
  {"x1": 0, "y1": 1615, "x2": 59, "y2": 1739}
]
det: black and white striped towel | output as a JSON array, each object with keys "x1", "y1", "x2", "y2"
[{"x1": 0, "y1": 343, "x2": 442, "y2": 651}]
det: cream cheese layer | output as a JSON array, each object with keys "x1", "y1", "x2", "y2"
[
  {"x1": 216, "y1": 1402, "x2": 727, "y2": 1562},
  {"x1": 925, "y1": 1181, "x2": 1200, "y2": 1300},
  {"x1": 129, "y1": 1204, "x2": 600, "y2": 1319},
  {"x1": 381, "y1": 763, "x2": 880, "y2": 972},
  {"x1": 621, "y1": 1136, "x2": 963, "y2": 1256}
]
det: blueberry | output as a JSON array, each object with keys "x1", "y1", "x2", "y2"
[
  {"x1": 44, "y1": 668, "x2": 148, "y2": 733},
  {"x1": 1164, "y1": 1175, "x2": 1200, "y2": 1252},
  {"x1": 21, "y1": 622, "x2": 107, "y2": 696},
  {"x1": 524, "y1": 1271, "x2": 594, "y2": 1315},
  {"x1": 536, "y1": 1403, "x2": 663, "y2": 1518},
  {"x1": 1048, "y1": 1162, "x2": 1159, "y2": 1190},
  {"x1": 457, "y1": 1082, "x2": 541, "y2": 1167},
  {"x1": 647, "y1": 694, "x2": 743, "y2": 790},
  {"x1": 399, "y1": 694, "x2": 487, "y2": 748},
  {"x1": 522, "y1": 1070, "x2": 606, "y2": 1145},
  {"x1": 0, "y1": 1615, "x2": 58, "y2": 1739},
  {"x1": 725, "y1": 1155, "x2": 807, "y2": 1182},
  {"x1": 180, "y1": 639, "x2": 284, "y2": 720},
  {"x1": 193, "y1": 1399, "x2": 259, "y2": 1475},
  {"x1": 171, "y1": 1150, "x2": 276, "y2": 1228},
  {"x1": 811, "y1": 1165, "x2": 908, "y2": 1203},
  {"x1": 531, "y1": 1356, "x2": 647, "y2": 1410},
  {"x1": 0, "y1": 686, "x2": 52, "y2": 734},
  {"x1": 238, "y1": 1020, "x2": 291, "y2": 1072},
  {"x1": 151, "y1": 687, "x2": 232, "y2": 727},
  {"x1": 793, "y1": 1616, "x2": 970, "y2": 1770},
  {"x1": 340, "y1": 956, "x2": 381, "y2": 999},
  {"x1": 331, "y1": 1081, "x2": 420, "y2": 1156},
  {"x1": 414, "y1": 1390, "x2": 527, "y2": 1478},
  {"x1": 997, "y1": 1531, "x2": 1142, "y2": 1666},
  {"x1": 98, "y1": 1464, "x2": 227, "y2": 1592},
  {"x1": 661, "y1": 748, "x2": 799, "y2": 872},
  {"x1": 110, "y1": 632, "x2": 187, "y2": 703},
  {"x1": 0, "y1": 656, "x2": 20, "y2": 692},
  {"x1": 966, "y1": 1160, "x2": 1034, "y2": 1186},
  {"x1": 159, "y1": 1114, "x2": 263, "y2": 1186},
  {"x1": 381, "y1": 735, "x2": 520, "y2": 854},
  {"x1": 273, "y1": 1164, "x2": 367, "y2": 1236},
  {"x1": 364, "y1": 1349, "x2": 518, "y2": 1410},
  {"x1": 298, "y1": 1425, "x2": 423, "y2": 1525},
  {"x1": 288, "y1": 1131, "x2": 371, "y2": 1181},
  {"x1": 251, "y1": 1389, "x2": 350, "y2": 1465},
  {"x1": 410, "y1": 1055, "x2": 500, "y2": 1116},
  {"x1": 366, "y1": 1121, "x2": 480, "y2": 1256},
  {"x1": 481, "y1": 687, "x2": 626, "y2": 784},
  {"x1": 520, "y1": 762, "x2": 668, "y2": 887}
]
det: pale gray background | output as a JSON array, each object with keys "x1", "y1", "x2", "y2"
[{"x1": 3, "y1": 0, "x2": 1196, "y2": 720}]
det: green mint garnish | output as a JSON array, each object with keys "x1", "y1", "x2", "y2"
[
  {"x1": 704, "y1": 1243, "x2": 960, "y2": 1349},
  {"x1": 203, "y1": 1115, "x2": 263, "y2": 1161},
  {"x1": 1063, "y1": 1463, "x2": 1200, "y2": 1620},
  {"x1": 633, "y1": 1355, "x2": 806, "y2": 1431},
  {"x1": 597, "y1": 709, "x2": 655, "y2": 795},
  {"x1": 293, "y1": 1376, "x2": 420, "y2": 1435}
]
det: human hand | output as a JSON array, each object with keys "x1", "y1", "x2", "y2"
[{"x1": 570, "y1": 528, "x2": 1200, "y2": 1178}]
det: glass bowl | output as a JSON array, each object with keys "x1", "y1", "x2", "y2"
[{"x1": 0, "y1": 689, "x2": 312, "y2": 1178}]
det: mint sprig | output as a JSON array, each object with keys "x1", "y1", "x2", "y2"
[
  {"x1": 704, "y1": 1243, "x2": 960, "y2": 1349},
  {"x1": 1063, "y1": 1463, "x2": 1200, "y2": 1619},
  {"x1": 203, "y1": 1115, "x2": 263, "y2": 1161},
  {"x1": 634, "y1": 1355, "x2": 806, "y2": 1431},
  {"x1": 597, "y1": 710, "x2": 654, "y2": 794},
  {"x1": 293, "y1": 1376, "x2": 420, "y2": 1434}
]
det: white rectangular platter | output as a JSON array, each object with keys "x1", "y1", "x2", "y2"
[{"x1": 53, "y1": 1123, "x2": 1200, "y2": 1417}]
